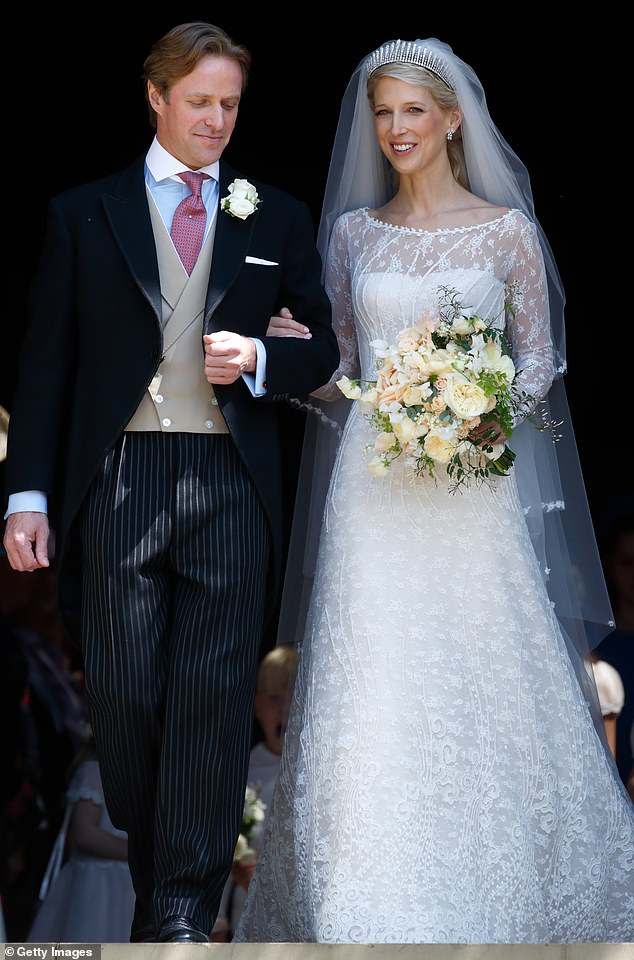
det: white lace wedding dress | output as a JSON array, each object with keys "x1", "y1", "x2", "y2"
[{"x1": 234, "y1": 209, "x2": 634, "y2": 943}]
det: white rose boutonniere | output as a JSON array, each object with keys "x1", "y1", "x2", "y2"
[{"x1": 221, "y1": 178, "x2": 261, "y2": 220}]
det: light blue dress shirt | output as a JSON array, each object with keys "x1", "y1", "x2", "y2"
[{"x1": 6, "y1": 139, "x2": 268, "y2": 519}]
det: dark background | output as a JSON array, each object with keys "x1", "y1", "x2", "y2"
[{"x1": 2, "y1": 12, "x2": 625, "y2": 528}]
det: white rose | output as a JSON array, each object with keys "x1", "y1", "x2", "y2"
[
  {"x1": 481, "y1": 339, "x2": 516, "y2": 382},
  {"x1": 230, "y1": 178, "x2": 258, "y2": 202},
  {"x1": 221, "y1": 178, "x2": 260, "y2": 219},
  {"x1": 226, "y1": 197, "x2": 255, "y2": 219},
  {"x1": 450, "y1": 315, "x2": 474, "y2": 335},
  {"x1": 445, "y1": 376, "x2": 488, "y2": 419}
]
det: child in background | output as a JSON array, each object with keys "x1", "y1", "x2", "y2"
[
  {"x1": 589, "y1": 657, "x2": 625, "y2": 759},
  {"x1": 27, "y1": 730, "x2": 135, "y2": 943},
  {"x1": 594, "y1": 495, "x2": 634, "y2": 785},
  {"x1": 212, "y1": 645, "x2": 299, "y2": 941}
]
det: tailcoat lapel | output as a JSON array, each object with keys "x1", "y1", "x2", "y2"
[
  {"x1": 205, "y1": 163, "x2": 258, "y2": 330},
  {"x1": 102, "y1": 157, "x2": 163, "y2": 321},
  {"x1": 100, "y1": 158, "x2": 258, "y2": 330}
]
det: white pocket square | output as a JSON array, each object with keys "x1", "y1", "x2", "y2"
[{"x1": 245, "y1": 256, "x2": 279, "y2": 266}]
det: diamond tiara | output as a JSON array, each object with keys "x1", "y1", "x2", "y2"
[{"x1": 365, "y1": 40, "x2": 454, "y2": 91}]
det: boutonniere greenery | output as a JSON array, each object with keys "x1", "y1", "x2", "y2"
[{"x1": 221, "y1": 178, "x2": 261, "y2": 220}]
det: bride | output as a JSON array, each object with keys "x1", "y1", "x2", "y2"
[{"x1": 234, "y1": 38, "x2": 634, "y2": 943}]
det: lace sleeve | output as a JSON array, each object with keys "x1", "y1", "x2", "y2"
[
  {"x1": 505, "y1": 216, "x2": 556, "y2": 425},
  {"x1": 312, "y1": 214, "x2": 360, "y2": 402}
]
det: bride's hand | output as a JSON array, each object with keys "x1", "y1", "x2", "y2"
[
  {"x1": 267, "y1": 306, "x2": 312, "y2": 339},
  {"x1": 471, "y1": 420, "x2": 508, "y2": 446}
]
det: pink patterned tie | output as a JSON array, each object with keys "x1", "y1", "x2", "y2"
[{"x1": 170, "y1": 171, "x2": 211, "y2": 274}]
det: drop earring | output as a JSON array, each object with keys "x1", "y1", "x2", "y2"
[{"x1": 447, "y1": 128, "x2": 454, "y2": 141}]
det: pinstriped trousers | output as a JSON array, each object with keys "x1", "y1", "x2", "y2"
[{"x1": 78, "y1": 431, "x2": 270, "y2": 937}]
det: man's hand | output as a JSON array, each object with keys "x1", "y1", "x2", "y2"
[
  {"x1": 266, "y1": 307, "x2": 311, "y2": 339},
  {"x1": 3, "y1": 511, "x2": 50, "y2": 571},
  {"x1": 203, "y1": 331, "x2": 257, "y2": 384}
]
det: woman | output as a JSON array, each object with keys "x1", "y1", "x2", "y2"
[{"x1": 234, "y1": 39, "x2": 634, "y2": 943}]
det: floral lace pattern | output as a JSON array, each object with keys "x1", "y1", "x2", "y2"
[{"x1": 234, "y1": 210, "x2": 634, "y2": 944}]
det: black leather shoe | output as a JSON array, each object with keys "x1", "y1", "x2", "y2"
[{"x1": 157, "y1": 915, "x2": 210, "y2": 943}]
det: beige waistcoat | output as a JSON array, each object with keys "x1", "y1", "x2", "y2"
[{"x1": 125, "y1": 190, "x2": 229, "y2": 434}]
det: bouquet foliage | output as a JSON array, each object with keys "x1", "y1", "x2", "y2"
[{"x1": 337, "y1": 286, "x2": 537, "y2": 491}]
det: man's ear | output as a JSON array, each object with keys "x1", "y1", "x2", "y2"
[{"x1": 147, "y1": 80, "x2": 163, "y2": 117}]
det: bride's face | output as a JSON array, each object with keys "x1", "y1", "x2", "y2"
[{"x1": 372, "y1": 76, "x2": 456, "y2": 174}]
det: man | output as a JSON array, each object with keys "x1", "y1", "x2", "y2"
[{"x1": 3, "y1": 21, "x2": 338, "y2": 943}]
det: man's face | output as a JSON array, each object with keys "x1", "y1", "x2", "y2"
[{"x1": 148, "y1": 54, "x2": 243, "y2": 170}]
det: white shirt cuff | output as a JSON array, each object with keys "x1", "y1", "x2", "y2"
[{"x1": 243, "y1": 338, "x2": 267, "y2": 396}]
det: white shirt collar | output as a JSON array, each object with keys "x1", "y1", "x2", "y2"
[{"x1": 145, "y1": 136, "x2": 220, "y2": 184}]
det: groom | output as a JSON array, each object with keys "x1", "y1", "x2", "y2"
[{"x1": 3, "y1": 21, "x2": 338, "y2": 943}]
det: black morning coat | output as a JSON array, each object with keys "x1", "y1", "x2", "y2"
[{"x1": 5, "y1": 154, "x2": 340, "y2": 642}]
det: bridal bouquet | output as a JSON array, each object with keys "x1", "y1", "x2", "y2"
[
  {"x1": 233, "y1": 785, "x2": 267, "y2": 866},
  {"x1": 337, "y1": 286, "x2": 536, "y2": 491}
]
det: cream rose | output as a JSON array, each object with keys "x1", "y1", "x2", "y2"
[
  {"x1": 402, "y1": 351, "x2": 430, "y2": 375},
  {"x1": 445, "y1": 376, "x2": 488, "y2": 419},
  {"x1": 423, "y1": 432, "x2": 458, "y2": 463},
  {"x1": 426, "y1": 351, "x2": 454, "y2": 376},
  {"x1": 396, "y1": 329, "x2": 421, "y2": 353},
  {"x1": 392, "y1": 416, "x2": 421, "y2": 445},
  {"x1": 374, "y1": 431, "x2": 396, "y2": 453}
]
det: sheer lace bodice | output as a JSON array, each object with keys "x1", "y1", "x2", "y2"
[
  {"x1": 234, "y1": 209, "x2": 634, "y2": 945},
  {"x1": 315, "y1": 208, "x2": 556, "y2": 419}
]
